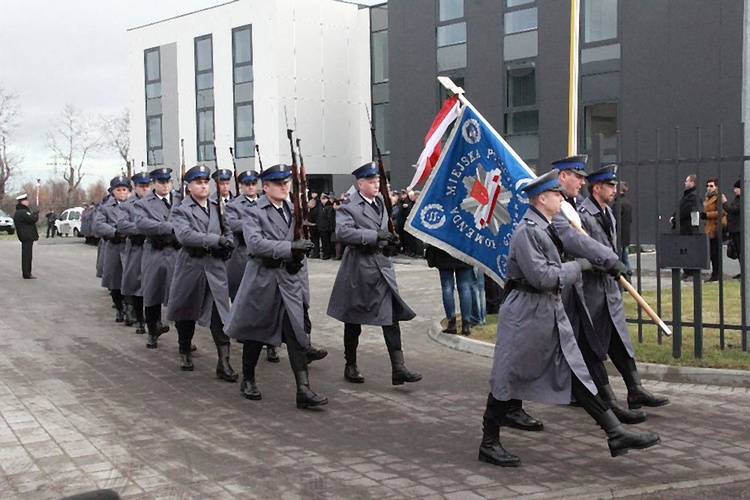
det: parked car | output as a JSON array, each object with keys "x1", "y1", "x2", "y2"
[
  {"x1": 55, "y1": 207, "x2": 84, "y2": 237},
  {"x1": 0, "y1": 210, "x2": 15, "y2": 235}
]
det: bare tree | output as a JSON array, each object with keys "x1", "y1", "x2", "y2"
[
  {"x1": 46, "y1": 104, "x2": 102, "y2": 207},
  {"x1": 86, "y1": 180, "x2": 108, "y2": 204},
  {"x1": 0, "y1": 86, "x2": 21, "y2": 204},
  {"x1": 100, "y1": 108, "x2": 131, "y2": 177}
]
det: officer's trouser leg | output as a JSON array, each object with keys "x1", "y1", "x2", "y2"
[
  {"x1": 242, "y1": 341, "x2": 264, "y2": 380},
  {"x1": 344, "y1": 323, "x2": 362, "y2": 366},
  {"x1": 132, "y1": 296, "x2": 144, "y2": 322},
  {"x1": 576, "y1": 323, "x2": 610, "y2": 389},
  {"x1": 21, "y1": 241, "x2": 33, "y2": 277},
  {"x1": 283, "y1": 311, "x2": 308, "y2": 374},
  {"x1": 211, "y1": 302, "x2": 237, "y2": 382},
  {"x1": 110, "y1": 289, "x2": 124, "y2": 322},
  {"x1": 175, "y1": 320, "x2": 195, "y2": 371}
]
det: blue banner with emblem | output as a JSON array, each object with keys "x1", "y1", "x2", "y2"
[{"x1": 406, "y1": 101, "x2": 536, "y2": 285}]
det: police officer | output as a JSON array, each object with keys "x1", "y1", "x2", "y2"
[
  {"x1": 118, "y1": 172, "x2": 151, "y2": 334},
  {"x1": 94, "y1": 195, "x2": 111, "y2": 279},
  {"x1": 578, "y1": 165, "x2": 669, "y2": 411},
  {"x1": 211, "y1": 168, "x2": 234, "y2": 205},
  {"x1": 480, "y1": 170, "x2": 660, "y2": 467},
  {"x1": 167, "y1": 165, "x2": 237, "y2": 380},
  {"x1": 12, "y1": 193, "x2": 39, "y2": 279},
  {"x1": 95, "y1": 176, "x2": 132, "y2": 322},
  {"x1": 135, "y1": 167, "x2": 181, "y2": 349},
  {"x1": 326, "y1": 162, "x2": 421, "y2": 386},
  {"x1": 224, "y1": 164, "x2": 328, "y2": 409}
]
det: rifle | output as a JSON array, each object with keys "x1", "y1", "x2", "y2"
[
  {"x1": 229, "y1": 146, "x2": 240, "y2": 195},
  {"x1": 180, "y1": 138, "x2": 186, "y2": 198},
  {"x1": 295, "y1": 138, "x2": 310, "y2": 239},
  {"x1": 255, "y1": 144, "x2": 263, "y2": 171},
  {"x1": 212, "y1": 143, "x2": 227, "y2": 235},
  {"x1": 366, "y1": 106, "x2": 397, "y2": 238},
  {"x1": 285, "y1": 109, "x2": 306, "y2": 262}
]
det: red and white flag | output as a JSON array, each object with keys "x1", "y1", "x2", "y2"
[{"x1": 407, "y1": 95, "x2": 461, "y2": 190}]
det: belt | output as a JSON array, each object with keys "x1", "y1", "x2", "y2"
[
  {"x1": 129, "y1": 235, "x2": 145, "y2": 246},
  {"x1": 184, "y1": 246, "x2": 225, "y2": 259},
  {"x1": 351, "y1": 245, "x2": 383, "y2": 255},
  {"x1": 147, "y1": 236, "x2": 181, "y2": 251},
  {"x1": 507, "y1": 279, "x2": 560, "y2": 296},
  {"x1": 258, "y1": 257, "x2": 287, "y2": 269}
]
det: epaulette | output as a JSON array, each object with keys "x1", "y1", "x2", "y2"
[
  {"x1": 342, "y1": 199, "x2": 351, "y2": 205},
  {"x1": 526, "y1": 219, "x2": 537, "y2": 226}
]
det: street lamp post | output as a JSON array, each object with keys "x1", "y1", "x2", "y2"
[{"x1": 36, "y1": 178, "x2": 41, "y2": 207}]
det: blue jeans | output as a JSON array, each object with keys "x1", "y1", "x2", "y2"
[
  {"x1": 471, "y1": 267, "x2": 487, "y2": 325},
  {"x1": 620, "y1": 246, "x2": 632, "y2": 274},
  {"x1": 439, "y1": 267, "x2": 474, "y2": 321}
]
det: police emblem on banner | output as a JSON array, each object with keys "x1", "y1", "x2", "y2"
[{"x1": 406, "y1": 104, "x2": 535, "y2": 285}]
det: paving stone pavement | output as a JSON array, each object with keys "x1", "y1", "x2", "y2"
[{"x1": 0, "y1": 239, "x2": 749, "y2": 499}]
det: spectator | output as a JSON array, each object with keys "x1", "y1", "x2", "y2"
[
  {"x1": 45, "y1": 209, "x2": 58, "y2": 238},
  {"x1": 670, "y1": 173, "x2": 702, "y2": 281},
  {"x1": 702, "y1": 177, "x2": 726, "y2": 282},
  {"x1": 390, "y1": 192, "x2": 402, "y2": 254},
  {"x1": 317, "y1": 194, "x2": 334, "y2": 259},
  {"x1": 722, "y1": 179, "x2": 742, "y2": 279},
  {"x1": 618, "y1": 181, "x2": 633, "y2": 276},
  {"x1": 425, "y1": 245, "x2": 474, "y2": 335},
  {"x1": 332, "y1": 197, "x2": 345, "y2": 260},
  {"x1": 307, "y1": 197, "x2": 321, "y2": 258},
  {"x1": 470, "y1": 267, "x2": 486, "y2": 326}
]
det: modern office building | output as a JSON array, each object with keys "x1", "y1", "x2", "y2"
[
  {"x1": 129, "y1": 0, "x2": 748, "y2": 240},
  {"x1": 127, "y1": 0, "x2": 372, "y2": 195}
]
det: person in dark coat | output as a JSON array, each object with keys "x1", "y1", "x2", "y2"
[
  {"x1": 480, "y1": 170, "x2": 660, "y2": 468},
  {"x1": 134, "y1": 167, "x2": 181, "y2": 349},
  {"x1": 317, "y1": 194, "x2": 334, "y2": 259},
  {"x1": 670, "y1": 174, "x2": 702, "y2": 281},
  {"x1": 45, "y1": 209, "x2": 57, "y2": 238},
  {"x1": 118, "y1": 172, "x2": 151, "y2": 334},
  {"x1": 307, "y1": 194, "x2": 321, "y2": 258},
  {"x1": 579, "y1": 165, "x2": 669, "y2": 416},
  {"x1": 425, "y1": 245, "x2": 474, "y2": 335},
  {"x1": 167, "y1": 165, "x2": 237, "y2": 380},
  {"x1": 617, "y1": 181, "x2": 633, "y2": 275},
  {"x1": 326, "y1": 162, "x2": 421, "y2": 386},
  {"x1": 224, "y1": 164, "x2": 328, "y2": 409},
  {"x1": 95, "y1": 177, "x2": 132, "y2": 322},
  {"x1": 722, "y1": 179, "x2": 742, "y2": 279},
  {"x1": 13, "y1": 193, "x2": 39, "y2": 279}
]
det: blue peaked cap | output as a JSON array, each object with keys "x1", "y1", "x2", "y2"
[
  {"x1": 551, "y1": 154, "x2": 588, "y2": 177},
  {"x1": 352, "y1": 162, "x2": 379, "y2": 179},
  {"x1": 522, "y1": 170, "x2": 564, "y2": 197},
  {"x1": 184, "y1": 165, "x2": 211, "y2": 182},
  {"x1": 131, "y1": 172, "x2": 151, "y2": 184},
  {"x1": 149, "y1": 167, "x2": 173, "y2": 180},
  {"x1": 238, "y1": 170, "x2": 259, "y2": 183},
  {"x1": 109, "y1": 175, "x2": 132, "y2": 190},
  {"x1": 587, "y1": 164, "x2": 618, "y2": 185},
  {"x1": 258, "y1": 164, "x2": 292, "y2": 182}
]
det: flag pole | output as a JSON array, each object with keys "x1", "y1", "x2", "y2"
[{"x1": 568, "y1": 0, "x2": 581, "y2": 155}]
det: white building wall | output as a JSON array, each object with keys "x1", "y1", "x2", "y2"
[{"x1": 127, "y1": 0, "x2": 371, "y2": 180}]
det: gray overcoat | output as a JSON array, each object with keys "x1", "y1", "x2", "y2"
[
  {"x1": 224, "y1": 196, "x2": 310, "y2": 347},
  {"x1": 551, "y1": 201, "x2": 619, "y2": 361},
  {"x1": 224, "y1": 194, "x2": 257, "y2": 300},
  {"x1": 135, "y1": 190, "x2": 179, "y2": 308},
  {"x1": 118, "y1": 194, "x2": 144, "y2": 296},
  {"x1": 490, "y1": 208, "x2": 597, "y2": 404},
  {"x1": 92, "y1": 203, "x2": 106, "y2": 278},
  {"x1": 166, "y1": 195, "x2": 233, "y2": 327},
  {"x1": 95, "y1": 198, "x2": 127, "y2": 290},
  {"x1": 578, "y1": 197, "x2": 636, "y2": 358},
  {"x1": 326, "y1": 191, "x2": 416, "y2": 326}
]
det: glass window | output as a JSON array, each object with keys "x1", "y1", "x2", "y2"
[
  {"x1": 439, "y1": 0, "x2": 463, "y2": 22},
  {"x1": 195, "y1": 36, "x2": 213, "y2": 72},
  {"x1": 147, "y1": 116, "x2": 162, "y2": 148},
  {"x1": 147, "y1": 149, "x2": 163, "y2": 166},
  {"x1": 507, "y1": 0, "x2": 534, "y2": 6},
  {"x1": 584, "y1": 102, "x2": 618, "y2": 150},
  {"x1": 504, "y1": 110, "x2": 538, "y2": 134},
  {"x1": 371, "y1": 5, "x2": 388, "y2": 32},
  {"x1": 504, "y1": 7, "x2": 537, "y2": 34},
  {"x1": 373, "y1": 103, "x2": 389, "y2": 154},
  {"x1": 235, "y1": 139, "x2": 255, "y2": 159},
  {"x1": 437, "y1": 44, "x2": 466, "y2": 72},
  {"x1": 234, "y1": 65, "x2": 253, "y2": 84},
  {"x1": 584, "y1": 0, "x2": 617, "y2": 43},
  {"x1": 145, "y1": 82, "x2": 162, "y2": 100},
  {"x1": 197, "y1": 110, "x2": 214, "y2": 143},
  {"x1": 145, "y1": 49, "x2": 160, "y2": 82},
  {"x1": 198, "y1": 145, "x2": 215, "y2": 162},
  {"x1": 197, "y1": 73, "x2": 214, "y2": 91},
  {"x1": 372, "y1": 30, "x2": 389, "y2": 83},
  {"x1": 236, "y1": 104, "x2": 254, "y2": 139},
  {"x1": 233, "y1": 26, "x2": 252, "y2": 65},
  {"x1": 507, "y1": 66, "x2": 536, "y2": 107},
  {"x1": 437, "y1": 22, "x2": 466, "y2": 47}
]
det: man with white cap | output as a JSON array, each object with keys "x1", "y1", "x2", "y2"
[{"x1": 13, "y1": 193, "x2": 39, "y2": 279}]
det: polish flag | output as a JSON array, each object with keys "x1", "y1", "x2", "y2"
[{"x1": 407, "y1": 95, "x2": 462, "y2": 190}]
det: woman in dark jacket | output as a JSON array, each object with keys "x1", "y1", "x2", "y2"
[
  {"x1": 722, "y1": 179, "x2": 742, "y2": 279},
  {"x1": 426, "y1": 245, "x2": 474, "y2": 335}
]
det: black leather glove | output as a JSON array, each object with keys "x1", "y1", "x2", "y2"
[
  {"x1": 576, "y1": 258, "x2": 593, "y2": 272},
  {"x1": 218, "y1": 235, "x2": 229, "y2": 248},
  {"x1": 377, "y1": 229, "x2": 398, "y2": 244},
  {"x1": 291, "y1": 239, "x2": 314, "y2": 252},
  {"x1": 608, "y1": 260, "x2": 628, "y2": 280}
]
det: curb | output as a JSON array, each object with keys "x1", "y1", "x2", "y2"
[{"x1": 428, "y1": 321, "x2": 750, "y2": 388}]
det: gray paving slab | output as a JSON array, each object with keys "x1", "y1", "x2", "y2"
[{"x1": 0, "y1": 239, "x2": 749, "y2": 499}]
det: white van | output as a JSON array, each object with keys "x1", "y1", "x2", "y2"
[{"x1": 55, "y1": 207, "x2": 84, "y2": 237}]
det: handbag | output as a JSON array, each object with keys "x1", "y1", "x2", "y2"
[{"x1": 727, "y1": 239, "x2": 739, "y2": 260}]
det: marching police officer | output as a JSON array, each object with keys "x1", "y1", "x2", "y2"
[
  {"x1": 95, "y1": 176, "x2": 132, "y2": 322},
  {"x1": 578, "y1": 165, "x2": 669, "y2": 411},
  {"x1": 134, "y1": 167, "x2": 180, "y2": 349},
  {"x1": 167, "y1": 165, "x2": 237, "y2": 380},
  {"x1": 326, "y1": 162, "x2": 421, "y2": 386},
  {"x1": 224, "y1": 164, "x2": 328, "y2": 409},
  {"x1": 211, "y1": 168, "x2": 234, "y2": 205},
  {"x1": 480, "y1": 170, "x2": 660, "y2": 467},
  {"x1": 118, "y1": 172, "x2": 151, "y2": 334}
]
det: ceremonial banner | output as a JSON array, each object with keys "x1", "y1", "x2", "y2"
[{"x1": 406, "y1": 100, "x2": 535, "y2": 285}]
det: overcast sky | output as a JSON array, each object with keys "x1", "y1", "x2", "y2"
[{"x1": 0, "y1": 0, "x2": 231, "y2": 191}]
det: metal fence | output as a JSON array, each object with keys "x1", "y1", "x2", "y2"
[{"x1": 587, "y1": 125, "x2": 748, "y2": 357}]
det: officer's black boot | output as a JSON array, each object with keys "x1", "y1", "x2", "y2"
[
  {"x1": 216, "y1": 344, "x2": 239, "y2": 382},
  {"x1": 478, "y1": 417, "x2": 521, "y2": 467},
  {"x1": 146, "y1": 323, "x2": 159, "y2": 349},
  {"x1": 294, "y1": 371, "x2": 328, "y2": 409},
  {"x1": 266, "y1": 345, "x2": 280, "y2": 363},
  {"x1": 154, "y1": 320, "x2": 170, "y2": 336},
  {"x1": 625, "y1": 370, "x2": 669, "y2": 409},
  {"x1": 388, "y1": 349, "x2": 422, "y2": 386},
  {"x1": 596, "y1": 409, "x2": 660, "y2": 457},
  {"x1": 180, "y1": 350, "x2": 194, "y2": 371},
  {"x1": 343, "y1": 342, "x2": 364, "y2": 383},
  {"x1": 600, "y1": 384, "x2": 648, "y2": 424},
  {"x1": 305, "y1": 345, "x2": 328, "y2": 364},
  {"x1": 500, "y1": 400, "x2": 544, "y2": 431},
  {"x1": 123, "y1": 303, "x2": 137, "y2": 326}
]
